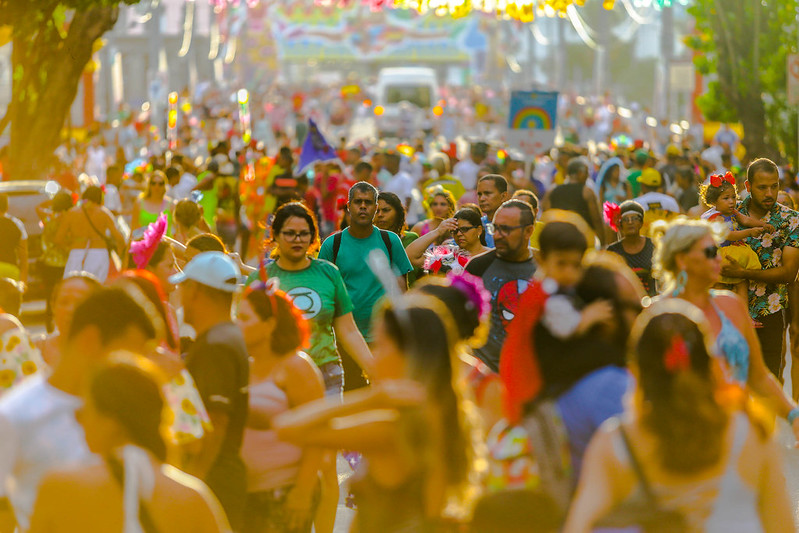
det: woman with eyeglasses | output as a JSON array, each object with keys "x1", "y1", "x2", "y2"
[
  {"x1": 606, "y1": 201, "x2": 657, "y2": 297},
  {"x1": 655, "y1": 218, "x2": 799, "y2": 443},
  {"x1": 132, "y1": 170, "x2": 175, "y2": 235},
  {"x1": 257, "y1": 201, "x2": 373, "y2": 533},
  {"x1": 404, "y1": 207, "x2": 491, "y2": 270}
]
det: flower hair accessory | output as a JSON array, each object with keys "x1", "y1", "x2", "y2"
[
  {"x1": 447, "y1": 271, "x2": 491, "y2": 321},
  {"x1": 129, "y1": 214, "x2": 168, "y2": 269},
  {"x1": 603, "y1": 202, "x2": 621, "y2": 232},
  {"x1": 423, "y1": 245, "x2": 469, "y2": 275},
  {"x1": 664, "y1": 335, "x2": 691, "y2": 373},
  {"x1": 709, "y1": 172, "x2": 735, "y2": 188}
]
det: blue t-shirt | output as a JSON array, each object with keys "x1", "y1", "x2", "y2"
[
  {"x1": 319, "y1": 227, "x2": 413, "y2": 342},
  {"x1": 556, "y1": 366, "x2": 631, "y2": 480},
  {"x1": 480, "y1": 214, "x2": 495, "y2": 247}
]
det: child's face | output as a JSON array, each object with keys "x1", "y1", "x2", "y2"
[
  {"x1": 540, "y1": 250, "x2": 584, "y2": 289},
  {"x1": 714, "y1": 187, "x2": 737, "y2": 215}
]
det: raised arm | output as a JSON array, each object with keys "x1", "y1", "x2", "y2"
[{"x1": 404, "y1": 218, "x2": 456, "y2": 269}]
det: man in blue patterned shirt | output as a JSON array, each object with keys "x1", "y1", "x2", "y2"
[{"x1": 723, "y1": 158, "x2": 799, "y2": 379}]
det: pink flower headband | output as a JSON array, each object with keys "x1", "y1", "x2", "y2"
[
  {"x1": 129, "y1": 214, "x2": 168, "y2": 269},
  {"x1": 447, "y1": 270, "x2": 491, "y2": 321}
]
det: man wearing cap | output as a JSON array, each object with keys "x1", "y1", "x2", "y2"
[
  {"x1": 626, "y1": 148, "x2": 652, "y2": 197},
  {"x1": 170, "y1": 251, "x2": 249, "y2": 529},
  {"x1": 453, "y1": 141, "x2": 488, "y2": 191},
  {"x1": 633, "y1": 168, "x2": 680, "y2": 222}
]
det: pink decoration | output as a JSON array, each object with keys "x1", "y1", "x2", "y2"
[
  {"x1": 130, "y1": 214, "x2": 168, "y2": 269},
  {"x1": 603, "y1": 202, "x2": 621, "y2": 233}
]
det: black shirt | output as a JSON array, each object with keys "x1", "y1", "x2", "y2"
[
  {"x1": 465, "y1": 250, "x2": 537, "y2": 372},
  {"x1": 607, "y1": 238, "x2": 657, "y2": 296},
  {"x1": 185, "y1": 321, "x2": 249, "y2": 527}
]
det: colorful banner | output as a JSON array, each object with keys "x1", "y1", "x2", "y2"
[
  {"x1": 262, "y1": 2, "x2": 486, "y2": 62},
  {"x1": 506, "y1": 90, "x2": 559, "y2": 156}
]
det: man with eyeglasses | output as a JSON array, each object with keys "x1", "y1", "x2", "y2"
[
  {"x1": 320, "y1": 181, "x2": 413, "y2": 389},
  {"x1": 465, "y1": 199, "x2": 537, "y2": 372}
]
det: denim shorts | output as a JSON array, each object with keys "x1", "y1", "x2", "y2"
[{"x1": 318, "y1": 360, "x2": 344, "y2": 399}]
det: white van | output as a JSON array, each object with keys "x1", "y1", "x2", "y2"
[{"x1": 374, "y1": 67, "x2": 439, "y2": 138}]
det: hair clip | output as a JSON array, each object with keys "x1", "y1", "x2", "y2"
[{"x1": 664, "y1": 335, "x2": 691, "y2": 373}]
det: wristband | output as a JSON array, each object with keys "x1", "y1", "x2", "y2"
[{"x1": 787, "y1": 407, "x2": 799, "y2": 425}]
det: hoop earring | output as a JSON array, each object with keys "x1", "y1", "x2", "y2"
[{"x1": 672, "y1": 270, "x2": 687, "y2": 296}]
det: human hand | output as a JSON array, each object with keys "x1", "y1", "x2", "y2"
[
  {"x1": 748, "y1": 227, "x2": 765, "y2": 238},
  {"x1": 763, "y1": 223, "x2": 776, "y2": 233},
  {"x1": 582, "y1": 300, "x2": 614, "y2": 329},
  {"x1": 437, "y1": 218, "x2": 458, "y2": 236},
  {"x1": 720, "y1": 255, "x2": 744, "y2": 278},
  {"x1": 284, "y1": 485, "x2": 314, "y2": 531}
]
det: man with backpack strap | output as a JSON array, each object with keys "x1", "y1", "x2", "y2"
[{"x1": 319, "y1": 181, "x2": 413, "y2": 389}]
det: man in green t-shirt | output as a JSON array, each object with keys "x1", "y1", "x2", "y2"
[{"x1": 319, "y1": 182, "x2": 413, "y2": 389}]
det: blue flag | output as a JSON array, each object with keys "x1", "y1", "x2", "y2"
[{"x1": 297, "y1": 119, "x2": 337, "y2": 172}]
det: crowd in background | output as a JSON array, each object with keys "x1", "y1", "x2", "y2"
[{"x1": 0, "y1": 83, "x2": 798, "y2": 532}]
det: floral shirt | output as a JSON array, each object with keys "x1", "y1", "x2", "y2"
[
  {"x1": 162, "y1": 369, "x2": 212, "y2": 445},
  {"x1": 739, "y1": 197, "x2": 799, "y2": 318},
  {"x1": 0, "y1": 328, "x2": 47, "y2": 394}
]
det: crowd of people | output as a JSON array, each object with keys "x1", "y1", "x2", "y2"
[{"x1": 1, "y1": 92, "x2": 799, "y2": 533}]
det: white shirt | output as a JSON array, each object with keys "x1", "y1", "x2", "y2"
[
  {"x1": 103, "y1": 183, "x2": 122, "y2": 214},
  {"x1": 170, "y1": 173, "x2": 198, "y2": 201},
  {"x1": 634, "y1": 192, "x2": 681, "y2": 214},
  {"x1": 452, "y1": 158, "x2": 480, "y2": 190},
  {"x1": 383, "y1": 171, "x2": 415, "y2": 206},
  {"x1": 0, "y1": 375, "x2": 93, "y2": 529}
]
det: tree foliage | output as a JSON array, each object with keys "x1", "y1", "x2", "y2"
[
  {"x1": 0, "y1": 0, "x2": 140, "y2": 180},
  {"x1": 686, "y1": 0, "x2": 799, "y2": 165}
]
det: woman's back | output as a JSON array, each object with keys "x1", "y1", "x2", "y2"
[
  {"x1": 602, "y1": 414, "x2": 787, "y2": 533},
  {"x1": 30, "y1": 461, "x2": 229, "y2": 533}
]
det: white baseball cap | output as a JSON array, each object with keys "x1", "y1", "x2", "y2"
[{"x1": 169, "y1": 251, "x2": 241, "y2": 293}]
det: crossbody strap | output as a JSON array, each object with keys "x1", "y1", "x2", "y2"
[
  {"x1": 618, "y1": 425, "x2": 661, "y2": 509},
  {"x1": 81, "y1": 206, "x2": 114, "y2": 250}
]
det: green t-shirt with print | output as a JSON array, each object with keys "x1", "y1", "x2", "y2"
[{"x1": 261, "y1": 258, "x2": 354, "y2": 366}]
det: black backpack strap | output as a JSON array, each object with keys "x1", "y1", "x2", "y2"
[
  {"x1": 332, "y1": 232, "x2": 343, "y2": 264},
  {"x1": 379, "y1": 229, "x2": 393, "y2": 264}
]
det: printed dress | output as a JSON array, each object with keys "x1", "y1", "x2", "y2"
[
  {"x1": 162, "y1": 369, "x2": 213, "y2": 445},
  {"x1": 0, "y1": 327, "x2": 47, "y2": 394}
]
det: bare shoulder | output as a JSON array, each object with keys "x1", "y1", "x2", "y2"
[
  {"x1": 160, "y1": 466, "x2": 231, "y2": 531},
  {"x1": 41, "y1": 462, "x2": 109, "y2": 490},
  {"x1": 712, "y1": 290, "x2": 749, "y2": 321}
]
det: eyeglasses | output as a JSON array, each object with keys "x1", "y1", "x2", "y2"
[
  {"x1": 620, "y1": 214, "x2": 643, "y2": 223},
  {"x1": 486, "y1": 223, "x2": 529, "y2": 236},
  {"x1": 151, "y1": 181, "x2": 166, "y2": 187},
  {"x1": 280, "y1": 230, "x2": 313, "y2": 242},
  {"x1": 702, "y1": 245, "x2": 718, "y2": 259},
  {"x1": 452, "y1": 225, "x2": 478, "y2": 235}
]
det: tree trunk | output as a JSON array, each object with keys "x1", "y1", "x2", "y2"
[{"x1": 4, "y1": 5, "x2": 119, "y2": 181}]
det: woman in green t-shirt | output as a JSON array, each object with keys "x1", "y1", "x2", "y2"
[{"x1": 261, "y1": 201, "x2": 373, "y2": 532}]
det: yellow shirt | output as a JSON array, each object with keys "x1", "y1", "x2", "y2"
[{"x1": 530, "y1": 220, "x2": 545, "y2": 250}]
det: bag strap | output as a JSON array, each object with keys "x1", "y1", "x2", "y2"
[
  {"x1": 379, "y1": 229, "x2": 393, "y2": 264},
  {"x1": 618, "y1": 425, "x2": 661, "y2": 508},
  {"x1": 82, "y1": 206, "x2": 114, "y2": 250},
  {"x1": 332, "y1": 231, "x2": 342, "y2": 264},
  {"x1": 106, "y1": 457, "x2": 161, "y2": 533}
]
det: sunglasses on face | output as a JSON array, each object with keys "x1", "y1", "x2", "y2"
[
  {"x1": 702, "y1": 245, "x2": 718, "y2": 259},
  {"x1": 453, "y1": 225, "x2": 478, "y2": 235},
  {"x1": 151, "y1": 181, "x2": 166, "y2": 186}
]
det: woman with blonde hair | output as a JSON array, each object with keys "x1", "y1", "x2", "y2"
[
  {"x1": 132, "y1": 171, "x2": 175, "y2": 235},
  {"x1": 653, "y1": 217, "x2": 799, "y2": 441},
  {"x1": 565, "y1": 299, "x2": 793, "y2": 532},
  {"x1": 411, "y1": 186, "x2": 457, "y2": 237}
]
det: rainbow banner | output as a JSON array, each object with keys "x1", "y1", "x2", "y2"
[{"x1": 507, "y1": 91, "x2": 558, "y2": 131}]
